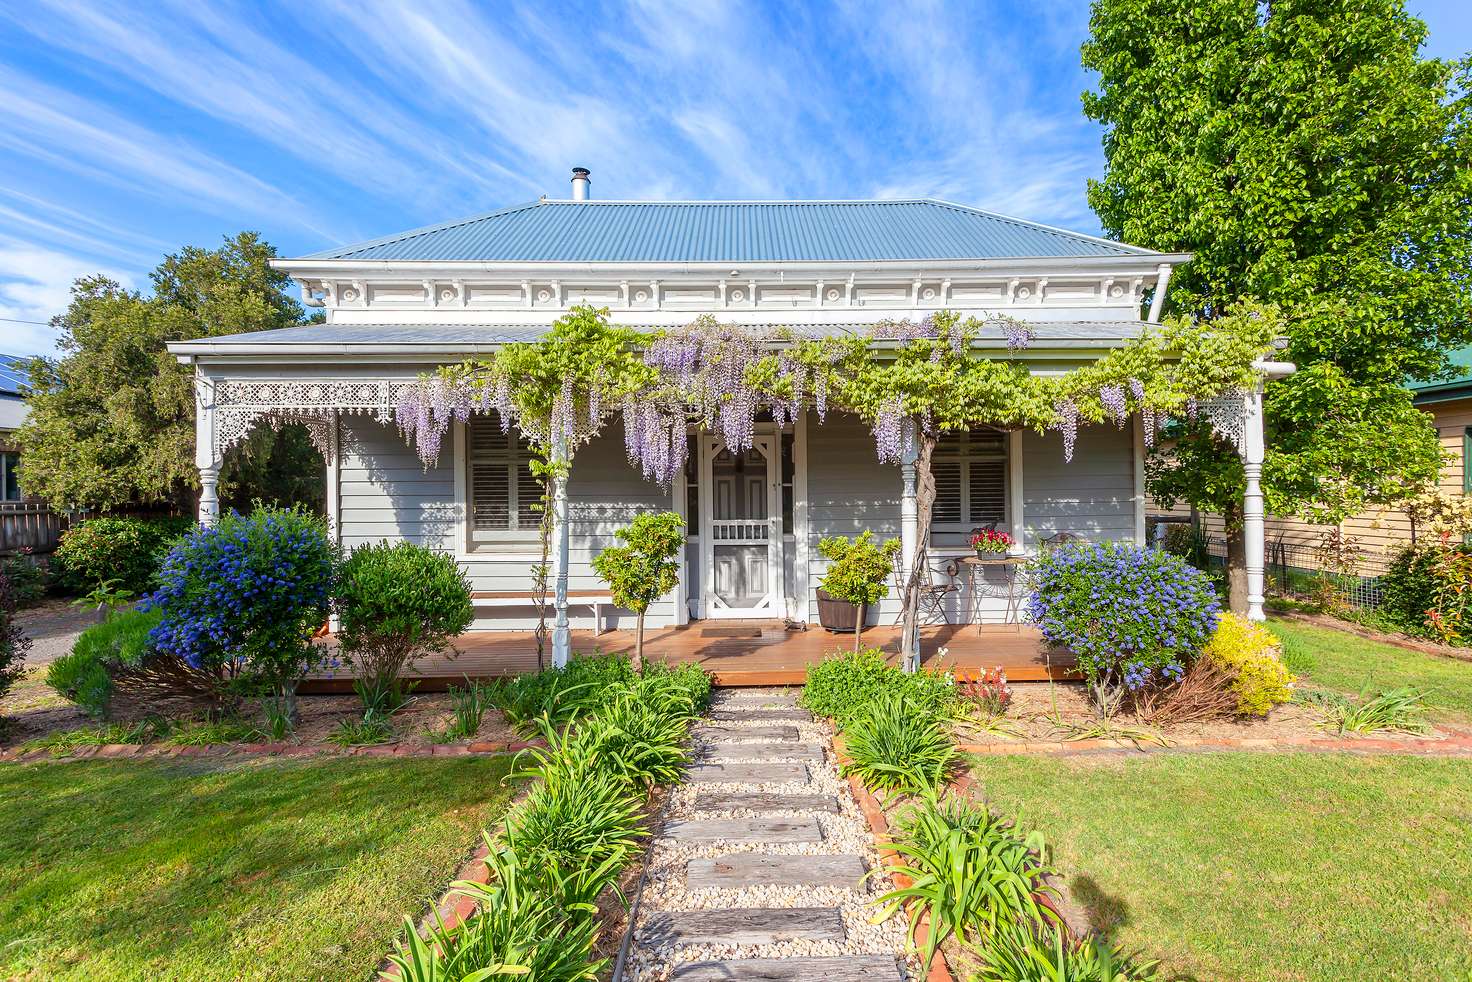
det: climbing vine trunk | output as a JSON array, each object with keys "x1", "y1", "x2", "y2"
[
  {"x1": 1225, "y1": 509, "x2": 1248, "y2": 616},
  {"x1": 900, "y1": 430, "x2": 938, "y2": 672},
  {"x1": 532, "y1": 471, "x2": 553, "y2": 672},
  {"x1": 633, "y1": 609, "x2": 646, "y2": 672}
]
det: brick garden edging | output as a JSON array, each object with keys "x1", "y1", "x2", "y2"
[
  {"x1": 958, "y1": 730, "x2": 1472, "y2": 757},
  {"x1": 0, "y1": 738, "x2": 543, "y2": 765},
  {"x1": 831, "y1": 732, "x2": 955, "y2": 982}
]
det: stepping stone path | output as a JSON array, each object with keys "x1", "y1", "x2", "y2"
[{"x1": 624, "y1": 689, "x2": 911, "y2": 981}]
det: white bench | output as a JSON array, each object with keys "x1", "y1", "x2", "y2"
[{"x1": 472, "y1": 591, "x2": 615, "y2": 635}]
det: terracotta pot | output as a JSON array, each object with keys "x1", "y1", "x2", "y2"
[{"x1": 815, "y1": 589, "x2": 861, "y2": 633}]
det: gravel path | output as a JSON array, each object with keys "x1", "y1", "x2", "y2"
[
  {"x1": 15, "y1": 600, "x2": 95, "y2": 666},
  {"x1": 624, "y1": 690, "x2": 913, "y2": 981}
]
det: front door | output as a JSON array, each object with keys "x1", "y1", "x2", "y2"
[{"x1": 699, "y1": 434, "x2": 780, "y2": 618}]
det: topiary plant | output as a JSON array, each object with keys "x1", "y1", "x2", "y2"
[
  {"x1": 145, "y1": 504, "x2": 335, "y2": 718},
  {"x1": 1027, "y1": 542, "x2": 1220, "y2": 710},
  {"x1": 1202, "y1": 613, "x2": 1294, "y2": 716},
  {"x1": 816, "y1": 531, "x2": 901, "y2": 649},
  {"x1": 591, "y1": 511, "x2": 685, "y2": 671},
  {"x1": 335, "y1": 541, "x2": 473, "y2": 712}
]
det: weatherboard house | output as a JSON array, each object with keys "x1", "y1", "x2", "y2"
[{"x1": 167, "y1": 170, "x2": 1279, "y2": 681}]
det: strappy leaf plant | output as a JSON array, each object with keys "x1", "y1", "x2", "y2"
[
  {"x1": 841, "y1": 688, "x2": 957, "y2": 795},
  {"x1": 873, "y1": 791, "x2": 1058, "y2": 974}
]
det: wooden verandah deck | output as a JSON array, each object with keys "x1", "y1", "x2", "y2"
[{"x1": 303, "y1": 621, "x2": 1077, "y2": 691}]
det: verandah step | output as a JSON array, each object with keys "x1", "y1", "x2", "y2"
[
  {"x1": 692, "y1": 791, "x2": 839, "y2": 813},
  {"x1": 662, "y1": 816, "x2": 823, "y2": 843},
  {"x1": 671, "y1": 956, "x2": 904, "y2": 981},
  {"x1": 642, "y1": 907, "x2": 844, "y2": 946},
  {"x1": 685, "y1": 853, "x2": 867, "y2": 889}
]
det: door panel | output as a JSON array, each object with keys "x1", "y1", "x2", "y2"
[{"x1": 701, "y1": 437, "x2": 779, "y2": 617}]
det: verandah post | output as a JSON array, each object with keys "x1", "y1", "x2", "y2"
[
  {"x1": 551, "y1": 430, "x2": 572, "y2": 667},
  {"x1": 1242, "y1": 381, "x2": 1267, "y2": 622},
  {"x1": 899, "y1": 419, "x2": 921, "y2": 672},
  {"x1": 194, "y1": 369, "x2": 222, "y2": 526}
]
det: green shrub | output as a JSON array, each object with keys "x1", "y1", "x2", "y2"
[
  {"x1": 335, "y1": 541, "x2": 473, "y2": 712},
  {"x1": 590, "y1": 511, "x2": 685, "y2": 670},
  {"x1": 1201, "y1": 613, "x2": 1295, "y2": 716},
  {"x1": 54, "y1": 515, "x2": 192, "y2": 595},
  {"x1": 1380, "y1": 541, "x2": 1472, "y2": 644},
  {"x1": 801, "y1": 647, "x2": 955, "y2": 727},
  {"x1": 0, "y1": 568, "x2": 29, "y2": 712},
  {"x1": 496, "y1": 654, "x2": 638, "y2": 731},
  {"x1": 0, "y1": 557, "x2": 46, "y2": 607},
  {"x1": 1027, "y1": 543, "x2": 1220, "y2": 697},
  {"x1": 878, "y1": 792, "x2": 1058, "y2": 974},
  {"x1": 147, "y1": 505, "x2": 334, "y2": 712},
  {"x1": 45, "y1": 607, "x2": 162, "y2": 716},
  {"x1": 842, "y1": 688, "x2": 957, "y2": 795},
  {"x1": 975, "y1": 919, "x2": 1159, "y2": 982}
]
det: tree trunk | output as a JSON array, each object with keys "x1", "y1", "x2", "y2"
[
  {"x1": 633, "y1": 609, "x2": 645, "y2": 672},
  {"x1": 1225, "y1": 508, "x2": 1248, "y2": 616},
  {"x1": 900, "y1": 430, "x2": 938, "y2": 672},
  {"x1": 853, "y1": 601, "x2": 865, "y2": 651}
]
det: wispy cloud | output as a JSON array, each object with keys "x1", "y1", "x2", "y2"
[{"x1": 0, "y1": 240, "x2": 136, "y2": 357}]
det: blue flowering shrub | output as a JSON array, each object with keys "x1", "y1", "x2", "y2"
[
  {"x1": 1027, "y1": 543, "x2": 1220, "y2": 699},
  {"x1": 146, "y1": 505, "x2": 335, "y2": 712}
]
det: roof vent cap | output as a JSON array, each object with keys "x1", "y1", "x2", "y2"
[{"x1": 571, "y1": 167, "x2": 591, "y2": 201}]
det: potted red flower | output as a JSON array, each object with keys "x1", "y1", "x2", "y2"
[{"x1": 970, "y1": 528, "x2": 1014, "y2": 556}]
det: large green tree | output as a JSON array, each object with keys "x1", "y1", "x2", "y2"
[
  {"x1": 1083, "y1": 0, "x2": 1472, "y2": 609},
  {"x1": 17, "y1": 232, "x2": 324, "y2": 513}
]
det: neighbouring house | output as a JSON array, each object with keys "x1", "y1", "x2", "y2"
[
  {"x1": 0, "y1": 353, "x2": 68, "y2": 557},
  {"x1": 1151, "y1": 347, "x2": 1472, "y2": 598},
  {"x1": 166, "y1": 169, "x2": 1278, "y2": 683}
]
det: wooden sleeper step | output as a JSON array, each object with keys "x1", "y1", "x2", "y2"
[
  {"x1": 698, "y1": 741, "x2": 825, "y2": 762},
  {"x1": 685, "y1": 853, "x2": 867, "y2": 889},
  {"x1": 692, "y1": 791, "x2": 839, "y2": 813},
  {"x1": 662, "y1": 816, "x2": 823, "y2": 843},
  {"x1": 642, "y1": 907, "x2": 844, "y2": 946},
  {"x1": 692, "y1": 724, "x2": 800, "y2": 741},
  {"x1": 685, "y1": 761, "x2": 808, "y2": 784},
  {"x1": 672, "y1": 956, "x2": 904, "y2": 981}
]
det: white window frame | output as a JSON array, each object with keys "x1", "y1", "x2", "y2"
[
  {"x1": 930, "y1": 427, "x2": 1010, "y2": 545},
  {"x1": 463, "y1": 415, "x2": 542, "y2": 552}
]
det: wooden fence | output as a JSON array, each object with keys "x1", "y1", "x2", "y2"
[{"x1": 0, "y1": 501, "x2": 69, "y2": 556}]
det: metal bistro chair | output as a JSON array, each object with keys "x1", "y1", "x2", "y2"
[
  {"x1": 1040, "y1": 531, "x2": 1088, "y2": 552},
  {"x1": 893, "y1": 550, "x2": 960, "y2": 626}
]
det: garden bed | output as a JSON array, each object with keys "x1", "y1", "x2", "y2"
[
  {"x1": 960, "y1": 680, "x2": 1470, "y2": 747},
  {"x1": 0, "y1": 681, "x2": 518, "y2": 755}
]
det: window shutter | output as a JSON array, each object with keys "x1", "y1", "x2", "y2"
[
  {"x1": 517, "y1": 463, "x2": 542, "y2": 528},
  {"x1": 932, "y1": 461, "x2": 962, "y2": 524},
  {"x1": 471, "y1": 463, "x2": 511, "y2": 530},
  {"x1": 968, "y1": 460, "x2": 1007, "y2": 526}
]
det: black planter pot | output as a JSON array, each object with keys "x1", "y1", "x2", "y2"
[{"x1": 815, "y1": 589, "x2": 862, "y2": 633}]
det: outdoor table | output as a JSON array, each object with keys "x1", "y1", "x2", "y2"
[{"x1": 959, "y1": 554, "x2": 1028, "y2": 631}]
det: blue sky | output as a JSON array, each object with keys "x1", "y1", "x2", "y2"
[{"x1": 0, "y1": 0, "x2": 1467, "y2": 357}]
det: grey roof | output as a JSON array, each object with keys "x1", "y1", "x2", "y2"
[
  {"x1": 171, "y1": 321, "x2": 1148, "y2": 355},
  {"x1": 300, "y1": 199, "x2": 1156, "y2": 264},
  {"x1": 0, "y1": 354, "x2": 31, "y2": 397}
]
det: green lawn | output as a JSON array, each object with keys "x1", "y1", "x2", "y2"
[
  {"x1": 971, "y1": 752, "x2": 1472, "y2": 982},
  {"x1": 1270, "y1": 617, "x2": 1472, "y2": 721},
  {"x1": 0, "y1": 756, "x2": 518, "y2": 981}
]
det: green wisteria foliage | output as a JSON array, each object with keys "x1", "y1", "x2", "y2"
[{"x1": 394, "y1": 303, "x2": 1278, "y2": 474}]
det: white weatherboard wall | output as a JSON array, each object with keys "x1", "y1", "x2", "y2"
[
  {"x1": 336, "y1": 414, "x2": 1140, "y2": 631},
  {"x1": 339, "y1": 417, "x2": 675, "y2": 630},
  {"x1": 1022, "y1": 422, "x2": 1136, "y2": 546}
]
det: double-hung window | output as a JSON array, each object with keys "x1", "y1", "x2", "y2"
[
  {"x1": 930, "y1": 427, "x2": 1008, "y2": 547},
  {"x1": 467, "y1": 415, "x2": 542, "y2": 548}
]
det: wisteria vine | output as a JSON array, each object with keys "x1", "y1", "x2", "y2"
[{"x1": 391, "y1": 303, "x2": 1276, "y2": 478}]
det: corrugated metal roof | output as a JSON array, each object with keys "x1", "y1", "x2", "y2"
[
  {"x1": 176, "y1": 320, "x2": 1146, "y2": 352},
  {"x1": 301, "y1": 199, "x2": 1155, "y2": 263},
  {"x1": 0, "y1": 354, "x2": 32, "y2": 397},
  {"x1": 1409, "y1": 345, "x2": 1472, "y2": 403}
]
